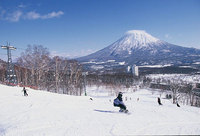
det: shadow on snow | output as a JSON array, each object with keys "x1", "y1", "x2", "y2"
[{"x1": 94, "y1": 109, "x2": 118, "y2": 114}]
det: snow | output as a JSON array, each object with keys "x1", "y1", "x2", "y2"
[
  {"x1": 147, "y1": 74, "x2": 200, "y2": 84},
  {"x1": 90, "y1": 65, "x2": 104, "y2": 70},
  {"x1": 110, "y1": 30, "x2": 165, "y2": 53},
  {"x1": 162, "y1": 49, "x2": 171, "y2": 53},
  {"x1": 193, "y1": 62, "x2": 200, "y2": 64},
  {"x1": 139, "y1": 64, "x2": 172, "y2": 68},
  {"x1": 82, "y1": 60, "x2": 116, "y2": 65},
  {"x1": 125, "y1": 30, "x2": 159, "y2": 44},
  {"x1": 118, "y1": 61, "x2": 125, "y2": 65},
  {"x1": 82, "y1": 60, "x2": 126, "y2": 67},
  {"x1": 1, "y1": 84, "x2": 200, "y2": 135},
  {"x1": 179, "y1": 66, "x2": 192, "y2": 68},
  {"x1": 82, "y1": 61, "x2": 96, "y2": 64},
  {"x1": 107, "y1": 60, "x2": 115, "y2": 62}
]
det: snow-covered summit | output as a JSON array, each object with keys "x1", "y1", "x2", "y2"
[
  {"x1": 125, "y1": 30, "x2": 159, "y2": 43},
  {"x1": 111, "y1": 30, "x2": 164, "y2": 51}
]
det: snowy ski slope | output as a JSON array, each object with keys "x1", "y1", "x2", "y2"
[{"x1": 0, "y1": 84, "x2": 200, "y2": 135}]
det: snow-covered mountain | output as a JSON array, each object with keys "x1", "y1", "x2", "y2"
[
  {"x1": 78, "y1": 30, "x2": 200, "y2": 67},
  {"x1": 109, "y1": 30, "x2": 164, "y2": 52}
]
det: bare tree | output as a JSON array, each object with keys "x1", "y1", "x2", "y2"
[
  {"x1": 16, "y1": 45, "x2": 84, "y2": 96},
  {"x1": 17, "y1": 45, "x2": 50, "y2": 88},
  {"x1": 169, "y1": 79, "x2": 181, "y2": 104},
  {"x1": 51, "y1": 56, "x2": 62, "y2": 93},
  {"x1": 0, "y1": 60, "x2": 6, "y2": 83}
]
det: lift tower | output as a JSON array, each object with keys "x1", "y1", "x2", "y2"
[{"x1": 1, "y1": 43, "x2": 17, "y2": 85}]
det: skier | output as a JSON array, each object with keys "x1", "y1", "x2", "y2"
[
  {"x1": 22, "y1": 87, "x2": 28, "y2": 96},
  {"x1": 113, "y1": 92, "x2": 128, "y2": 113},
  {"x1": 158, "y1": 97, "x2": 162, "y2": 105}
]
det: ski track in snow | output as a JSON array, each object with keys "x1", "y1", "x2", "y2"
[{"x1": 0, "y1": 85, "x2": 200, "y2": 136}]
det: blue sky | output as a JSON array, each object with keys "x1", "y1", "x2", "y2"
[{"x1": 0, "y1": 0, "x2": 200, "y2": 61}]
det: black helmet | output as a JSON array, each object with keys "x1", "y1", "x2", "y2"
[{"x1": 118, "y1": 92, "x2": 123, "y2": 97}]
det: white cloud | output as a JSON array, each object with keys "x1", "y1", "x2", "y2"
[
  {"x1": 25, "y1": 11, "x2": 41, "y2": 20},
  {"x1": 25, "y1": 11, "x2": 64, "y2": 20},
  {"x1": 41, "y1": 11, "x2": 64, "y2": 19},
  {"x1": 18, "y1": 4, "x2": 26, "y2": 8},
  {"x1": 5, "y1": 10, "x2": 23, "y2": 22},
  {"x1": 0, "y1": 9, "x2": 64, "y2": 22}
]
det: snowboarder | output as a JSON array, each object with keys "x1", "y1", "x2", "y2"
[
  {"x1": 113, "y1": 92, "x2": 128, "y2": 113},
  {"x1": 22, "y1": 87, "x2": 28, "y2": 96},
  {"x1": 158, "y1": 97, "x2": 162, "y2": 105},
  {"x1": 177, "y1": 102, "x2": 180, "y2": 107}
]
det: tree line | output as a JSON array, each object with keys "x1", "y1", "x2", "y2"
[
  {"x1": 0, "y1": 45, "x2": 85, "y2": 96},
  {"x1": 149, "y1": 77, "x2": 200, "y2": 107}
]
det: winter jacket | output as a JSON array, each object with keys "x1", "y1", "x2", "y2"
[{"x1": 114, "y1": 97, "x2": 125, "y2": 106}]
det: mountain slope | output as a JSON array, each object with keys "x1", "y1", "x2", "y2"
[
  {"x1": 0, "y1": 84, "x2": 200, "y2": 135},
  {"x1": 78, "y1": 30, "x2": 200, "y2": 66}
]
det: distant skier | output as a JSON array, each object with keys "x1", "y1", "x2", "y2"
[
  {"x1": 113, "y1": 92, "x2": 128, "y2": 113},
  {"x1": 158, "y1": 97, "x2": 162, "y2": 105},
  {"x1": 22, "y1": 87, "x2": 28, "y2": 96},
  {"x1": 177, "y1": 103, "x2": 180, "y2": 107}
]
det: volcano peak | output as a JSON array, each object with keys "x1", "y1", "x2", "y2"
[{"x1": 124, "y1": 30, "x2": 159, "y2": 44}]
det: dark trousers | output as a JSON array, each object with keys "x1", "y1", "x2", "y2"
[
  {"x1": 24, "y1": 91, "x2": 28, "y2": 96},
  {"x1": 114, "y1": 103, "x2": 126, "y2": 110}
]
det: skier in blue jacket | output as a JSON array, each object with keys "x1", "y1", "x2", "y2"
[{"x1": 113, "y1": 92, "x2": 128, "y2": 113}]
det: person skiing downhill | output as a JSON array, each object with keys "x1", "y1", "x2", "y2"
[
  {"x1": 22, "y1": 87, "x2": 28, "y2": 96},
  {"x1": 113, "y1": 92, "x2": 128, "y2": 113}
]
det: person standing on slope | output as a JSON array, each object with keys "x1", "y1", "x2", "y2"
[
  {"x1": 22, "y1": 87, "x2": 28, "y2": 96},
  {"x1": 113, "y1": 92, "x2": 128, "y2": 113},
  {"x1": 158, "y1": 97, "x2": 162, "y2": 105}
]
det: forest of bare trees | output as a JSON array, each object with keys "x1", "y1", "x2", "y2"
[
  {"x1": 0, "y1": 45, "x2": 85, "y2": 96},
  {"x1": 150, "y1": 76, "x2": 200, "y2": 107}
]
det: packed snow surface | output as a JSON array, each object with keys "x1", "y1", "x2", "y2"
[{"x1": 1, "y1": 84, "x2": 200, "y2": 136}]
